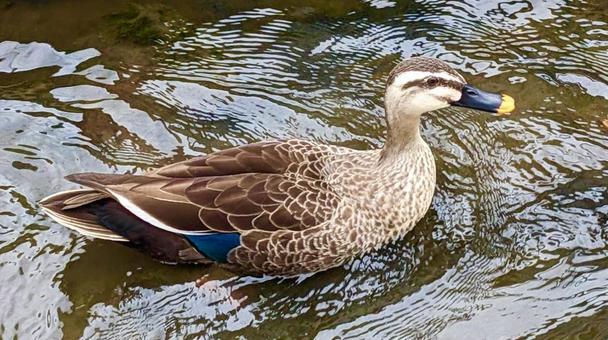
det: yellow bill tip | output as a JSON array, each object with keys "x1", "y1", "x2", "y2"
[{"x1": 497, "y1": 94, "x2": 515, "y2": 115}]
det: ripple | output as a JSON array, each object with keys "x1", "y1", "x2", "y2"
[
  {"x1": 0, "y1": 0, "x2": 608, "y2": 338},
  {"x1": 0, "y1": 41, "x2": 100, "y2": 77}
]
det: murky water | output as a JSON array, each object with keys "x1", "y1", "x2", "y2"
[{"x1": 1, "y1": 0, "x2": 607, "y2": 338}]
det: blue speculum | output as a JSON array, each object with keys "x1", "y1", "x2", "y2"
[{"x1": 185, "y1": 233, "x2": 241, "y2": 262}]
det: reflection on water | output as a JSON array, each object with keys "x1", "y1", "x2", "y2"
[{"x1": 1, "y1": 0, "x2": 607, "y2": 338}]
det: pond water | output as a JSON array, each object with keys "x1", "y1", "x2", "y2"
[{"x1": 1, "y1": 0, "x2": 607, "y2": 338}]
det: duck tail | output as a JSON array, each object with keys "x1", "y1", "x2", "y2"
[
  {"x1": 40, "y1": 188, "x2": 211, "y2": 264},
  {"x1": 39, "y1": 189, "x2": 129, "y2": 242}
]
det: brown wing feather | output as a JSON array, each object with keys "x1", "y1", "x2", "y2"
[
  {"x1": 64, "y1": 140, "x2": 340, "y2": 236},
  {"x1": 152, "y1": 141, "x2": 290, "y2": 178}
]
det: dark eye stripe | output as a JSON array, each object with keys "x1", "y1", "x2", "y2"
[{"x1": 401, "y1": 78, "x2": 464, "y2": 91}]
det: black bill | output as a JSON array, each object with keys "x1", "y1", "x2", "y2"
[{"x1": 452, "y1": 84, "x2": 515, "y2": 114}]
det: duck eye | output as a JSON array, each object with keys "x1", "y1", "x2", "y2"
[{"x1": 426, "y1": 77, "x2": 439, "y2": 86}]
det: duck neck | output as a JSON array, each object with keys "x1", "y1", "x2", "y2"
[{"x1": 379, "y1": 115, "x2": 424, "y2": 163}]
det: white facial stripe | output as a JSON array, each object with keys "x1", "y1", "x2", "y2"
[
  {"x1": 430, "y1": 86, "x2": 462, "y2": 101},
  {"x1": 392, "y1": 71, "x2": 464, "y2": 88}
]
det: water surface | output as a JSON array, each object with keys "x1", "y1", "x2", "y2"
[{"x1": 1, "y1": 0, "x2": 607, "y2": 338}]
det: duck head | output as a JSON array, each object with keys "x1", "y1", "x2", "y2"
[{"x1": 384, "y1": 57, "x2": 515, "y2": 125}]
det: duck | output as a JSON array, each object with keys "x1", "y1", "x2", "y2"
[{"x1": 40, "y1": 57, "x2": 515, "y2": 276}]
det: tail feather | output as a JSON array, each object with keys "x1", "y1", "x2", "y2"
[
  {"x1": 64, "y1": 173, "x2": 139, "y2": 193},
  {"x1": 40, "y1": 189, "x2": 128, "y2": 242},
  {"x1": 40, "y1": 187, "x2": 210, "y2": 264}
]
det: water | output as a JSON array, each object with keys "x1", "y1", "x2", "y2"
[{"x1": 1, "y1": 0, "x2": 607, "y2": 338}]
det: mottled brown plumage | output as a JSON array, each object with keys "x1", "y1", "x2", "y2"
[{"x1": 40, "y1": 57, "x2": 513, "y2": 276}]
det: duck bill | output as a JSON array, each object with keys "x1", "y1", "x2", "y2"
[{"x1": 452, "y1": 84, "x2": 515, "y2": 114}]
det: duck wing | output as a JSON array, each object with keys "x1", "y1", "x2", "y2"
[
  {"x1": 78, "y1": 140, "x2": 335, "y2": 231},
  {"x1": 151, "y1": 140, "x2": 296, "y2": 178},
  {"x1": 65, "y1": 169, "x2": 335, "y2": 236},
  {"x1": 42, "y1": 140, "x2": 341, "y2": 264}
]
